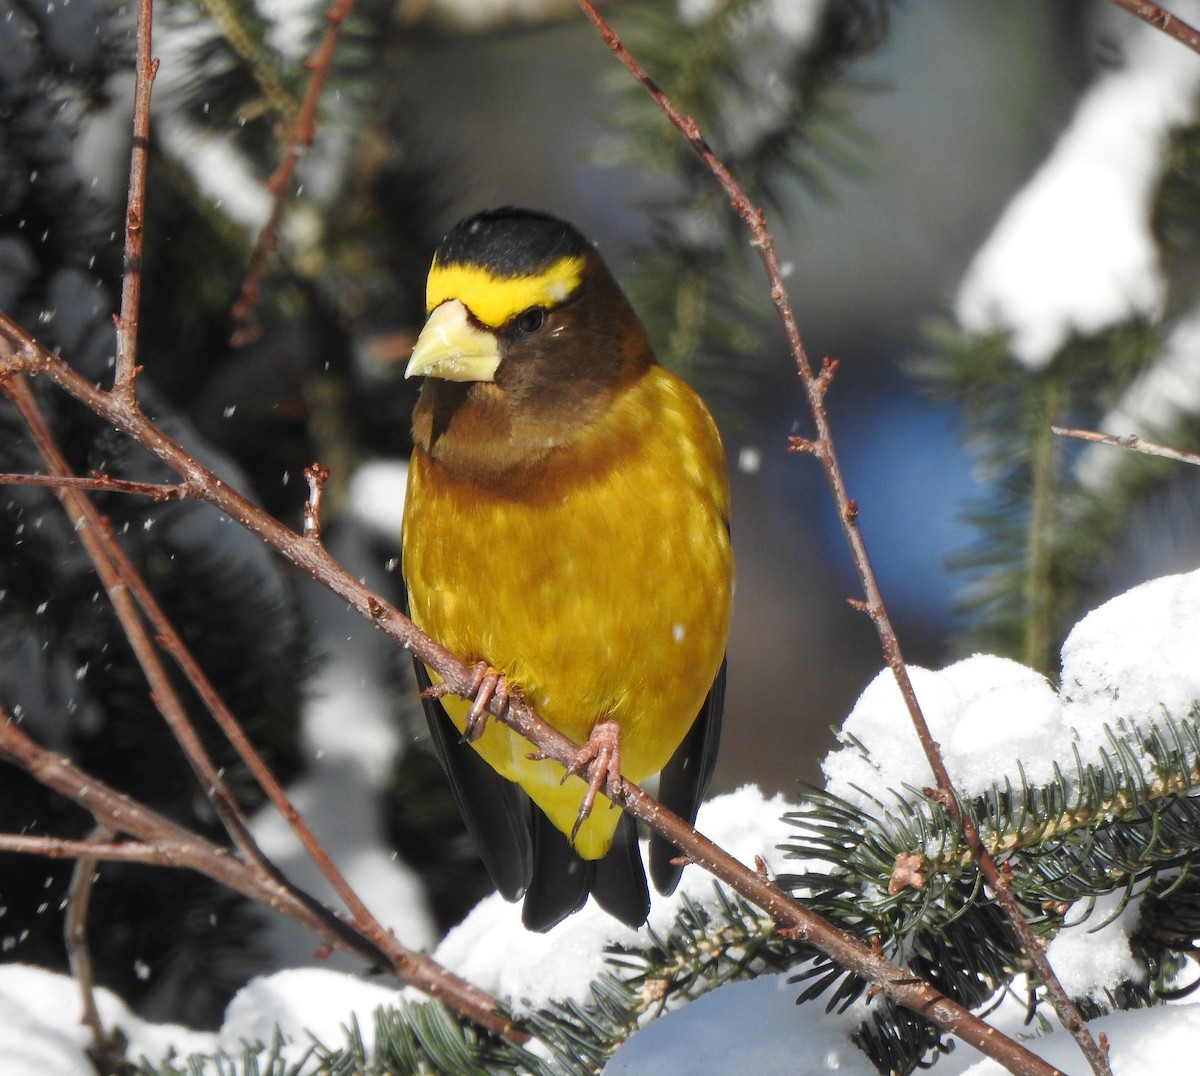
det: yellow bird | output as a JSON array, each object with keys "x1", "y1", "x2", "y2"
[{"x1": 401, "y1": 208, "x2": 732, "y2": 931}]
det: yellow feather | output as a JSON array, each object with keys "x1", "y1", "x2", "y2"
[
  {"x1": 426, "y1": 256, "x2": 585, "y2": 327},
  {"x1": 402, "y1": 365, "x2": 732, "y2": 859}
]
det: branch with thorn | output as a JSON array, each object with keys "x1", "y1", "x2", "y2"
[{"x1": 574, "y1": 2, "x2": 1109, "y2": 1072}]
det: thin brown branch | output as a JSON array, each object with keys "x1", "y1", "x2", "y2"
[
  {"x1": 2, "y1": 375, "x2": 269, "y2": 872},
  {"x1": 0, "y1": 833, "x2": 193, "y2": 867},
  {"x1": 0, "y1": 314, "x2": 1061, "y2": 1076},
  {"x1": 229, "y1": 0, "x2": 356, "y2": 345},
  {"x1": 1105, "y1": 0, "x2": 1200, "y2": 55},
  {"x1": 1052, "y1": 424, "x2": 1200, "y2": 466},
  {"x1": 0, "y1": 471, "x2": 185, "y2": 500},
  {"x1": 303, "y1": 461, "x2": 331, "y2": 540},
  {"x1": 113, "y1": 0, "x2": 157, "y2": 403},
  {"x1": 65, "y1": 825, "x2": 129, "y2": 1071},
  {"x1": 114, "y1": 483, "x2": 410, "y2": 956},
  {"x1": 0, "y1": 710, "x2": 518, "y2": 1040},
  {"x1": 0, "y1": 372, "x2": 479, "y2": 1028},
  {"x1": 574, "y1": 3, "x2": 1108, "y2": 1073}
]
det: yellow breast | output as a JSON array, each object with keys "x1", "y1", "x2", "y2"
[{"x1": 402, "y1": 365, "x2": 732, "y2": 858}]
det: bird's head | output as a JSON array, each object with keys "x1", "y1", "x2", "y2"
[{"x1": 406, "y1": 208, "x2": 652, "y2": 479}]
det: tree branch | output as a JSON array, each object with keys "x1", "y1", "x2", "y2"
[
  {"x1": 574, "y1": 2, "x2": 1109, "y2": 1073},
  {"x1": 0, "y1": 710, "x2": 519, "y2": 1039},
  {"x1": 229, "y1": 0, "x2": 357, "y2": 345},
  {"x1": 1105, "y1": 0, "x2": 1200, "y2": 55},
  {"x1": 1052, "y1": 424, "x2": 1200, "y2": 466},
  {"x1": 113, "y1": 0, "x2": 156, "y2": 403},
  {"x1": 0, "y1": 309, "x2": 1061, "y2": 1076}
]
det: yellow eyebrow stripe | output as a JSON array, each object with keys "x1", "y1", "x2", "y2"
[{"x1": 426, "y1": 255, "x2": 585, "y2": 328}]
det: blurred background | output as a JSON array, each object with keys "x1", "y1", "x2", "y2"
[
  {"x1": 4, "y1": 0, "x2": 1200, "y2": 1028},
  {"x1": 382, "y1": 0, "x2": 1097, "y2": 790}
]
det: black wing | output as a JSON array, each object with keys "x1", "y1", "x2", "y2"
[
  {"x1": 591, "y1": 810, "x2": 651, "y2": 928},
  {"x1": 648, "y1": 656, "x2": 726, "y2": 894},
  {"x1": 522, "y1": 809, "x2": 650, "y2": 932},
  {"x1": 413, "y1": 658, "x2": 534, "y2": 902}
]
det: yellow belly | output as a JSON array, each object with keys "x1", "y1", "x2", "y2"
[{"x1": 402, "y1": 366, "x2": 732, "y2": 859}]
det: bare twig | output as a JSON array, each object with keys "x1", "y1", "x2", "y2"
[
  {"x1": 1105, "y1": 0, "x2": 1200, "y2": 55},
  {"x1": 0, "y1": 471, "x2": 185, "y2": 500},
  {"x1": 303, "y1": 461, "x2": 331, "y2": 540},
  {"x1": 0, "y1": 833, "x2": 198, "y2": 867},
  {"x1": 113, "y1": 0, "x2": 157, "y2": 403},
  {"x1": 229, "y1": 0, "x2": 357, "y2": 345},
  {"x1": 0, "y1": 710, "x2": 519, "y2": 1040},
  {"x1": 2, "y1": 375, "x2": 272, "y2": 873},
  {"x1": 65, "y1": 825, "x2": 129, "y2": 1072},
  {"x1": 0, "y1": 315, "x2": 1063, "y2": 1076},
  {"x1": 1052, "y1": 424, "x2": 1200, "y2": 466},
  {"x1": 0, "y1": 373, "x2": 477, "y2": 1024},
  {"x1": 574, "y1": 3, "x2": 1109, "y2": 1073}
]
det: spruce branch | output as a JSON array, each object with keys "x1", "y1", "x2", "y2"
[
  {"x1": 0, "y1": 367, "x2": 522, "y2": 1044},
  {"x1": 192, "y1": 0, "x2": 301, "y2": 124},
  {"x1": 1, "y1": 374, "x2": 271, "y2": 874},
  {"x1": 0, "y1": 303, "x2": 1058, "y2": 1075},
  {"x1": 780, "y1": 705, "x2": 1200, "y2": 1060},
  {"x1": 574, "y1": 1, "x2": 1109, "y2": 1072}
]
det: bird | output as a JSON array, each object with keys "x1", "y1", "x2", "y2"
[{"x1": 400, "y1": 207, "x2": 732, "y2": 932}]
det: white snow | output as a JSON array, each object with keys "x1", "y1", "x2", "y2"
[
  {"x1": 1075, "y1": 304, "x2": 1200, "y2": 491},
  {"x1": 1060, "y1": 566, "x2": 1200, "y2": 744},
  {"x1": 218, "y1": 967, "x2": 401, "y2": 1064},
  {"x1": 822, "y1": 653, "x2": 1064, "y2": 801},
  {"x1": 1043, "y1": 888, "x2": 1146, "y2": 1002},
  {"x1": 1, "y1": 538, "x2": 1199, "y2": 1073},
  {"x1": 823, "y1": 569, "x2": 1200, "y2": 809},
  {"x1": 605, "y1": 972, "x2": 863, "y2": 1074},
  {"x1": 952, "y1": 996, "x2": 1200, "y2": 1076},
  {"x1": 954, "y1": 1, "x2": 1200, "y2": 368},
  {"x1": 429, "y1": 786, "x2": 794, "y2": 1015},
  {"x1": 0, "y1": 964, "x2": 216, "y2": 1076},
  {"x1": 342, "y1": 459, "x2": 410, "y2": 543}
]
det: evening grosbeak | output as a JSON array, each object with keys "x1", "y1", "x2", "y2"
[{"x1": 401, "y1": 207, "x2": 732, "y2": 931}]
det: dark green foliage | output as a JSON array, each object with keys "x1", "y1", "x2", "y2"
[
  {"x1": 914, "y1": 316, "x2": 1165, "y2": 670},
  {"x1": 605, "y1": 0, "x2": 892, "y2": 411},
  {"x1": 0, "y1": 1, "x2": 309, "y2": 1026},
  {"x1": 776, "y1": 706, "x2": 1200, "y2": 1072},
  {"x1": 917, "y1": 113, "x2": 1200, "y2": 671},
  {"x1": 145, "y1": 893, "x2": 784, "y2": 1074}
]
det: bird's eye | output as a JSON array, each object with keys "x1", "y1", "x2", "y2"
[{"x1": 515, "y1": 306, "x2": 546, "y2": 334}]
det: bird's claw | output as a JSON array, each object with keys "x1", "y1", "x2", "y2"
[
  {"x1": 462, "y1": 661, "x2": 516, "y2": 742},
  {"x1": 563, "y1": 720, "x2": 623, "y2": 842}
]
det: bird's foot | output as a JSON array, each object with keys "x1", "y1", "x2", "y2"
[
  {"x1": 563, "y1": 720, "x2": 623, "y2": 842},
  {"x1": 462, "y1": 661, "x2": 516, "y2": 742}
]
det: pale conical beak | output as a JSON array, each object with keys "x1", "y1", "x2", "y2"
[{"x1": 404, "y1": 299, "x2": 502, "y2": 383}]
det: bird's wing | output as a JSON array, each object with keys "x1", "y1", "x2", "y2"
[
  {"x1": 413, "y1": 658, "x2": 534, "y2": 902},
  {"x1": 521, "y1": 807, "x2": 592, "y2": 931},
  {"x1": 591, "y1": 810, "x2": 651, "y2": 928},
  {"x1": 648, "y1": 656, "x2": 726, "y2": 894}
]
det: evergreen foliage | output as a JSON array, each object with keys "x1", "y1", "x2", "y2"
[
  {"x1": 4, "y1": 0, "x2": 1200, "y2": 1072},
  {"x1": 915, "y1": 110, "x2": 1200, "y2": 671},
  {"x1": 605, "y1": 0, "x2": 891, "y2": 406},
  {"x1": 0, "y1": 0, "x2": 308, "y2": 1027}
]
